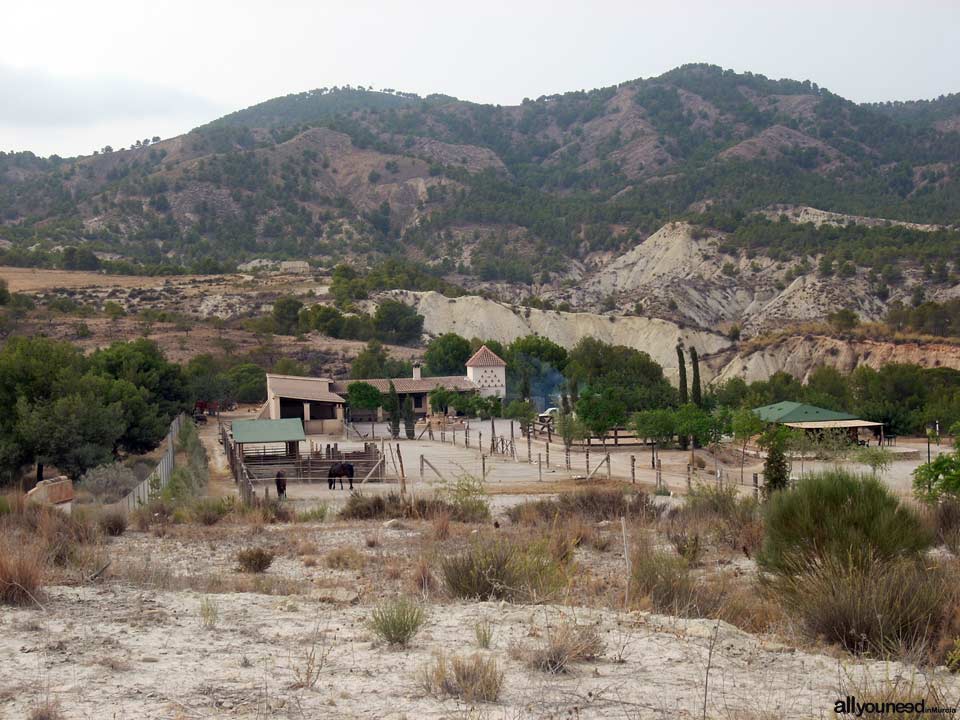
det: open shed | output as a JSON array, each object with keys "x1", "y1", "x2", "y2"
[
  {"x1": 231, "y1": 418, "x2": 306, "y2": 462},
  {"x1": 752, "y1": 401, "x2": 885, "y2": 444}
]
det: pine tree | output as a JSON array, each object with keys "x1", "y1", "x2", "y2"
[{"x1": 690, "y1": 347, "x2": 702, "y2": 408}]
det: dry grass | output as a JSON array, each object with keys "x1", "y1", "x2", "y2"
[
  {"x1": 112, "y1": 557, "x2": 302, "y2": 595},
  {"x1": 364, "y1": 532, "x2": 381, "y2": 548},
  {"x1": 419, "y1": 651, "x2": 504, "y2": 703},
  {"x1": 326, "y1": 547, "x2": 365, "y2": 570},
  {"x1": 198, "y1": 597, "x2": 218, "y2": 629},
  {"x1": 97, "y1": 509, "x2": 128, "y2": 537},
  {"x1": 27, "y1": 701, "x2": 64, "y2": 720},
  {"x1": 512, "y1": 618, "x2": 604, "y2": 673},
  {"x1": 474, "y1": 619, "x2": 494, "y2": 649},
  {"x1": 237, "y1": 548, "x2": 274, "y2": 573},
  {"x1": 411, "y1": 556, "x2": 436, "y2": 596},
  {"x1": 291, "y1": 624, "x2": 332, "y2": 689},
  {"x1": 431, "y1": 510, "x2": 451, "y2": 541},
  {"x1": 0, "y1": 534, "x2": 46, "y2": 607},
  {"x1": 441, "y1": 533, "x2": 570, "y2": 603}
]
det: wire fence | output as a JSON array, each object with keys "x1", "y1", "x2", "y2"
[{"x1": 114, "y1": 414, "x2": 185, "y2": 514}]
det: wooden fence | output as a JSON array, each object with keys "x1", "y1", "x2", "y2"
[{"x1": 114, "y1": 414, "x2": 185, "y2": 513}]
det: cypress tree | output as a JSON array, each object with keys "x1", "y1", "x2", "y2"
[
  {"x1": 676, "y1": 343, "x2": 688, "y2": 405},
  {"x1": 386, "y1": 381, "x2": 401, "y2": 439},
  {"x1": 690, "y1": 347, "x2": 702, "y2": 408},
  {"x1": 402, "y1": 396, "x2": 415, "y2": 439}
]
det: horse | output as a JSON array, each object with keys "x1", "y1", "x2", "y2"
[
  {"x1": 274, "y1": 470, "x2": 287, "y2": 500},
  {"x1": 328, "y1": 462, "x2": 355, "y2": 490}
]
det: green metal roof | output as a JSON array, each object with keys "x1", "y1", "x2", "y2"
[
  {"x1": 752, "y1": 401, "x2": 857, "y2": 424},
  {"x1": 232, "y1": 418, "x2": 305, "y2": 444}
]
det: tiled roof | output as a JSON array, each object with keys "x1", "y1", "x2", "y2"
[
  {"x1": 465, "y1": 344, "x2": 507, "y2": 368},
  {"x1": 331, "y1": 376, "x2": 477, "y2": 394}
]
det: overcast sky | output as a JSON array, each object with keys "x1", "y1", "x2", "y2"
[{"x1": 2, "y1": 0, "x2": 958, "y2": 158}]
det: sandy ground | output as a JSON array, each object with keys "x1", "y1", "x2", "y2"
[
  {"x1": 3, "y1": 518, "x2": 959, "y2": 720},
  {"x1": 1, "y1": 424, "x2": 957, "y2": 719}
]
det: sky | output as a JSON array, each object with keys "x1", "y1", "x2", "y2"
[{"x1": 2, "y1": 0, "x2": 958, "y2": 158}]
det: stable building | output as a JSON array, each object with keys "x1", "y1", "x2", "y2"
[
  {"x1": 260, "y1": 374, "x2": 346, "y2": 434},
  {"x1": 260, "y1": 345, "x2": 508, "y2": 430},
  {"x1": 752, "y1": 401, "x2": 885, "y2": 443}
]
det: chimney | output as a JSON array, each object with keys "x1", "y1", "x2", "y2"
[{"x1": 412, "y1": 363, "x2": 421, "y2": 380}]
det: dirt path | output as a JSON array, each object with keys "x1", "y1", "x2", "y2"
[{"x1": 196, "y1": 417, "x2": 237, "y2": 499}]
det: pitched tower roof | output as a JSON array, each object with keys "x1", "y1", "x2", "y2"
[{"x1": 465, "y1": 344, "x2": 507, "y2": 368}]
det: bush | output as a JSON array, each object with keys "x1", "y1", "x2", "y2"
[
  {"x1": 630, "y1": 542, "x2": 698, "y2": 614},
  {"x1": 673, "y1": 484, "x2": 762, "y2": 553},
  {"x1": 758, "y1": 471, "x2": 933, "y2": 575},
  {"x1": 191, "y1": 498, "x2": 231, "y2": 526},
  {"x1": 296, "y1": 504, "x2": 328, "y2": 523},
  {"x1": 80, "y1": 464, "x2": 140, "y2": 504},
  {"x1": 131, "y1": 498, "x2": 174, "y2": 530},
  {"x1": 0, "y1": 536, "x2": 45, "y2": 606},
  {"x1": 420, "y1": 652, "x2": 504, "y2": 702},
  {"x1": 769, "y1": 554, "x2": 948, "y2": 656},
  {"x1": 513, "y1": 620, "x2": 604, "y2": 673},
  {"x1": 326, "y1": 547, "x2": 365, "y2": 570},
  {"x1": 441, "y1": 534, "x2": 568, "y2": 603},
  {"x1": 505, "y1": 488, "x2": 657, "y2": 525},
  {"x1": 237, "y1": 548, "x2": 274, "y2": 573},
  {"x1": 339, "y1": 491, "x2": 479, "y2": 522},
  {"x1": 98, "y1": 510, "x2": 128, "y2": 536},
  {"x1": 368, "y1": 596, "x2": 425, "y2": 646}
]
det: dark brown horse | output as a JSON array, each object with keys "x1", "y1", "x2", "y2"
[{"x1": 328, "y1": 462, "x2": 354, "y2": 490}]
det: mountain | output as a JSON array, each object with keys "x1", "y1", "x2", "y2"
[{"x1": 1, "y1": 63, "x2": 959, "y2": 326}]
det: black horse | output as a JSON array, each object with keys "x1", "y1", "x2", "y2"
[{"x1": 328, "y1": 462, "x2": 355, "y2": 490}]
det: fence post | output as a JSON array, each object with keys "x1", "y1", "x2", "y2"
[
  {"x1": 538, "y1": 453, "x2": 542, "y2": 482},
  {"x1": 545, "y1": 442, "x2": 550, "y2": 468},
  {"x1": 482, "y1": 454, "x2": 486, "y2": 479},
  {"x1": 606, "y1": 454, "x2": 611, "y2": 481},
  {"x1": 565, "y1": 445, "x2": 570, "y2": 470},
  {"x1": 656, "y1": 459, "x2": 662, "y2": 491},
  {"x1": 527, "y1": 431, "x2": 532, "y2": 464},
  {"x1": 630, "y1": 455, "x2": 636, "y2": 484},
  {"x1": 687, "y1": 464, "x2": 692, "y2": 491},
  {"x1": 420, "y1": 454, "x2": 424, "y2": 483},
  {"x1": 753, "y1": 472, "x2": 760, "y2": 500},
  {"x1": 585, "y1": 446, "x2": 590, "y2": 475}
]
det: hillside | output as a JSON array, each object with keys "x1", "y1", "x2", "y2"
[{"x1": 2, "y1": 64, "x2": 960, "y2": 336}]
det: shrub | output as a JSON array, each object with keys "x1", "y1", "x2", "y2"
[
  {"x1": 758, "y1": 471, "x2": 933, "y2": 575},
  {"x1": 368, "y1": 596, "x2": 425, "y2": 646},
  {"x1": 932, "y1": 498, "x2": 960, "y2": 554},
  {"x1": 674, "y1": 484, "x2": 762, "y2": 552},
  {"x1": 237, "y1": 548, "x2": 274, "y2": 573},
  {"x1": 98, "y1": 510, "x2": 128, "y2": 537},
  {"x1": 474, "y1": 619, "x2": 494, "y2": 649},
  {"x1": 770, "y1": 553, "x2": 947, "y2": 656},
  {"x1": 420, "y1": 652, "x2": 503, "y2": 702},
  {"x1": 630, "y1": 542, "x2": 698, "y2": 614},
  {"x1": 513, "y1": 620, "x2": 604, "y2": 673},
  {"x1": 506, "y1": 488, "x2": 656, "y2": 525},
  {"x1": 442, "y1": 534, "x2": 568, "y2": 603},
  {"x1": 199, "y1": 597, "x2": 218, "y2": 629},
  {"x1": 339, "y1": 491, "x2": 479, "y2": 522},
  {"x1": 296, "y1": 504, "x2": 328, "y2": 523},
  {"x1": 80, "y1": 464, "x2": 140, "y2": 504},
  {"x1": 131, "y1": 498, "x2": 173, "y2": 530},
  {"x1": 437, "y1": 473, "x2": 491, "y2": 523},
  {"x1": 326, "y1": 547, "x2": 365, "y2": 570},
  {"x1": 192, "y1": 498, "x2": 231, "y2": 526},
  {"x1": 431, "y1": 509, "x2": 451, "y2": 541},
  {"x1": 0, "y1": 537, "x2": 45, "y2": 606}
]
